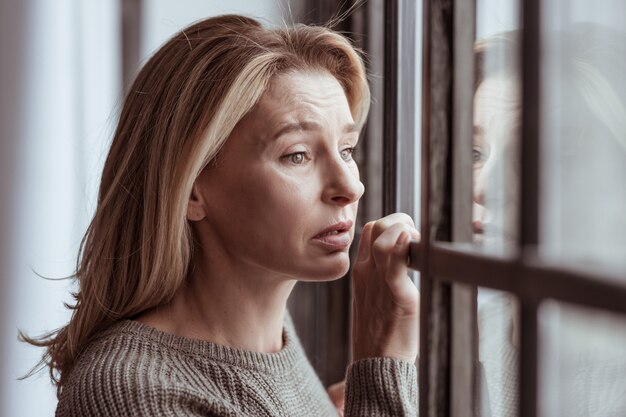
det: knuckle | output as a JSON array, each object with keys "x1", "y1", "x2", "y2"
[
  {"x1": 371, "y1": 238, "x2": 388, "y2": 256},
  {"x1": 387, "y1": 222, "x2": 410, "y2": 238},
  {"x1": 381, "y1": 213, "x2": 416, "y2": 230},
  {"x1": 397, "y1": 212, "x2": 415, "y2": 227},
  {"x1": 362, "y1": 221, "x2": 375, "y2": 233},
  {"x1": 400, "y1": 222, "x2": 416, "y2": 235},
  {"x1": 373, "y1": 217, "x2": 393, "y2": 233}
]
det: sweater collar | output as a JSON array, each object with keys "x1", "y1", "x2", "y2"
[{"x1": 112, "y1": 312, "x2": 304, "y2": 375}]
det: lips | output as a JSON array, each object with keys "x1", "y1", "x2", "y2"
[
  {"x1": 314, "y1": 220, "x2": 353, "y2": 238},
  {"x1": 312, "y1": 220, "x2": 354, "y2": 249},
  {"x1": 473, "y1": 220, "x2": 484, "y2": 235}
]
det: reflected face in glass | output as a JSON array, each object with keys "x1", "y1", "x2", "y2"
[
  {"x1": 194, "y1": 71, "x2": 364, "y2": 281},
  {"x1": 472, "y1": 76, "x2": 520, "y2": 246}
]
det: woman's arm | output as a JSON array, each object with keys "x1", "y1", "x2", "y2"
[{"x1": 344, "y1": 213, "x2": 420, "y2": 416}]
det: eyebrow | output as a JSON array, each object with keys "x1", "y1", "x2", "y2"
[{"x1": 272, "y1": 121, "x2": 359, "y2": 140}]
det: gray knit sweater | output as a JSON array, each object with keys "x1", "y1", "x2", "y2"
[{"x1": 55, "y1": 314, "x2": 417, "y2": 416}]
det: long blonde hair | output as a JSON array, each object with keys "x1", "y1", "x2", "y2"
[{"x1": 22, "y1": 14, "x2": 370, "y2": 393}]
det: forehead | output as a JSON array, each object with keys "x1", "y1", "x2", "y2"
[
  {"x1": 474, "y1": 77, "x2": 519, "y2": 117},
  {"x1": 253, "y1": 71, "x2": 353, "y2": 126}
]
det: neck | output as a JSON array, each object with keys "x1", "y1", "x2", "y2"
[{"x1": 138, "y1": 248, "x2": 296, "y2": 353}]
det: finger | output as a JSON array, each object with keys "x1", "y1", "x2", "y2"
[
  {"x1": 371, "y1": 223, "x2": 415, "y2": 278},
  {"x1": 371, "y1": 213, "x2": 418, "y2": 245},
  {"x1": 355, "y1": 221, "x2": 374, "y2": 263},
  {"x1": 352, "y1": 222, "x2": 374, "y2": 302},
  {"x1": 386, "y1": 232, "x2": 419, "y2": 310}
]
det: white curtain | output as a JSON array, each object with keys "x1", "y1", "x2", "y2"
[
  {"x1": 0, "y1": 1, "x2": 120, "y2": 415},
  {"x1": 0, "y1": 1, "x2": 291, "y2": 415}
]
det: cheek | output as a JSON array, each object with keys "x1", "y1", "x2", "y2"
[{"x1": 245, "y1": 174, "x2": 318, "y2": 227}]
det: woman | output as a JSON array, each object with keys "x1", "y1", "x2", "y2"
[{"x1": 23, "y1": 14, "x2": 419, "y2": 416}]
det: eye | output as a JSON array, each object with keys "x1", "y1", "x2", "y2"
[
  {"x1": 284, "y1": 152, "x2": 307, "y2": 165},
  {"x1": 340, "y1": 147, "x2": 356, "y2": 162},
  {"x1": 472, "y1": 146, "x2": 487, "y2": 164}
]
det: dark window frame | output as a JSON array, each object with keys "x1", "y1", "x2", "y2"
[{"x1": 384, "y1": 0, "x2": 626, "y2": 416}]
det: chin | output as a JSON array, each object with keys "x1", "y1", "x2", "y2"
[{"x1": 299, "y1": 252, "x2": 351, "y2": 282}]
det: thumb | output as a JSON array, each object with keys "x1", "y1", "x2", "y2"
[{"x1": 355, "y1": 222, "x2": 373, "y2": 262}]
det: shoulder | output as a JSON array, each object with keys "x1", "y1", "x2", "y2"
[{"x1": 55, "y1": 321, "x2": 237, "y2": 417}]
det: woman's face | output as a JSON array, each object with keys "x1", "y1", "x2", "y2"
[
  {"x1": 472, "y1": 76, "x2": 520, "y2": 247},
  {"x1": 191, "y1": 71, "x2": 363, "y2": 281}
]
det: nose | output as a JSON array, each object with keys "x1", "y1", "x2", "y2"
[
  {"x1": 473, "y1": 169, "x2": 486, "y2": 205},
  {"x1": 321, "y1": 156, "x2": 364, "y2": 206}
]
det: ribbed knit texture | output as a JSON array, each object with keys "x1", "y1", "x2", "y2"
[
  {"x1": 478, "y1": 292, "x2": 519, "y2": 417},
  {"x1": 345, "y1": 357, "x2": 418, "y2": 417},
  {"x1": 56, "y1": 313, "x2": 418, "y2": 416}
]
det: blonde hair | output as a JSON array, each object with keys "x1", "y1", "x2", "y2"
[{"x1": 22, "y1": 14, "x2": 370, "y2": 392}]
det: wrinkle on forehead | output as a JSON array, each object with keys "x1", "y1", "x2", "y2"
[
  {"x1": 474, "y1": 77, "x2": 520, "y2": 114},
  {"x1": 265, "y1": 70, "x2": 346, "y2": 101},
  {"x1": 474, "y1": 78, "x2": 520, "y2": 139},
  {"x1": 248, "y1": 71, "x2": 355, "y2": 143}
]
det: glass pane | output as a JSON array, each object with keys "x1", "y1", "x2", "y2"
[
  {"x1": 413, "y1": 0, "x2": 423, "y2": 226},
  {"x1": 474, "y1": 2, "x2": 521, "y2": 414},
  {"x1": 473, "y1": 0, "x2": 521, "y2": 255},
  {"x1": 396, "y1": 0, "x2": 422, "y2": 286},
  {"x1": 540, "y1": 0, "x2": 626, "y2": 276},
  {"x1": 539, "y1": 301, "x2": 626, "y2": 417},
  {"x1": 477, "y1": 288, "x2": 520, "y2": 417}
]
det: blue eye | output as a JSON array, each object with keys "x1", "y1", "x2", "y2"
[
  {"x1": 285, "y1": 152, "x2": 306, "y2": 165},
  {"x1": 340, "y1": 147, "x2": 355, "y2": 162}
]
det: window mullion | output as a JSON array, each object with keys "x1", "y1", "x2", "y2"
[
  {"x1": 519, "y1": 0, "x2": 541, "y2": 416},
  {"x1": 420, "y1": 0, "x2": 454, "y2": 415},
  {"x1": 383, "y1": 0, "x2": 398, "y2": 216},
  {"x1": 450, "y1": 0, "x2": 477, "y2": 415}
]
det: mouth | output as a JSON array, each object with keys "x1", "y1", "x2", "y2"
[
  {"x1": 472, "y1": 220, "x2": 484, "y2": 235},
  {"x1": 314, "y1": 220, "x2": 354, "y2": 237},
  {"x1": 312, "y1": 220, "x2": 354, "y2": 249}
]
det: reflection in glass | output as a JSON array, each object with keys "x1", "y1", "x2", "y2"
[
  {"x1": 539, "y1": 301, "x2": 626, "y2": 416},
  {"x1": 472, "y1": 32, "x2": 520, "y2": 252},
  {"x1": 477, "y1": 289, "x2": 520, "y2": 417},
  {"x1": 474, "y1": 2, "x2": 521, "y2": 417},
  {"x1": 471, "y1": 2, "x2": 626, "y2": 417},
  {"x1": 540, "y1": 1, "x2": 626, "y2": 276}
]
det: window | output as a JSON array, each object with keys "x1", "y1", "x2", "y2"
[{"x1": 384, "y1": 0, "x2": 626, "y2": 416}]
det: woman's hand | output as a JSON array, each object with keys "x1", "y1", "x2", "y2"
[
  {"x1": 327, "y1": 380, "x2": 345, "y2": 416},
  {"x1": 351, "y1": 213, "x2": 420, "y2": 363}
]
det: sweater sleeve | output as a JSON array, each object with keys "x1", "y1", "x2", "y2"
[{"x1": 344, "y1": 357, "x2": 418, "y2": 417}]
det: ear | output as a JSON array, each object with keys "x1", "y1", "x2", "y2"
[{"x1": 186, "y1": 181, "x2": 207, "y2": 222}]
